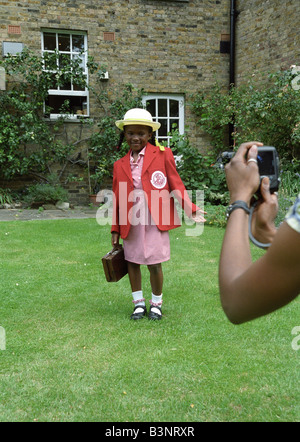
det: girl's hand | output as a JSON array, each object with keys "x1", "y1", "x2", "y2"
[
  {"x1": 225, "y1": 141, "x2": 263, "y2": 205},
  {"x1": 192, "y1": 209, "x2": 207, "y2": 223},
  {"x1": 111, "y1": 232, "x2": 120, "y2": 248}
]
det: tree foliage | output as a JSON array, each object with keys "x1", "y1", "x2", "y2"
[
  {"x1": 191, "y1": 69, "x2": 300, "y2": 161},
  {"x1": 0, "y1": 49, "x2": 144, "y2": 194},
  {"x1": 0, "y1": 49, "x2": 91, "y2": 180}
]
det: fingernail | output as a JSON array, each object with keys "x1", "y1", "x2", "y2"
[{"x1": 263, "y1": 177, "x2": 269, "y2": 187}]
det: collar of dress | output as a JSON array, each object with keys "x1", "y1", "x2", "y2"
[{"x1": 130, "y1": 145, "x2": 147, "y2": 163}]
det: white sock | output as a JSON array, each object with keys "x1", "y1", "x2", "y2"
[
  {"x1": 132, "y1": 290, "x2": 145, "y2": 307},
  {"x1": 151, "y1": 293, "x2": 163, "y2": 306}
]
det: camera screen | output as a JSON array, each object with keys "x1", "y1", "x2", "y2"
[{"x1": 257, "y1": 151, "x2": 275, "y2": 175}]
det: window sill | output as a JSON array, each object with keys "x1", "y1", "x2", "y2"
[{"x1": 44, "y1": 115, "x2": 93, "y2": 123}]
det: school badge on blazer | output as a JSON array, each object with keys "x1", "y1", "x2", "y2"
[
  {"x1": 150, "y1": 170, "x2": 167, "y2": 189},
  {"x1": 102, "y1": 245, "x2": 128, "y2": 282}
]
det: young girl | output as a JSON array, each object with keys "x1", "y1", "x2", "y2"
[{"x1": 111, "y1": 108, "x2": 206, "y2": 320}]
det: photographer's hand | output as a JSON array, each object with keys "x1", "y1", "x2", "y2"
[
  {"x1": 220, "y1": 141, "x2": 300, "y2": 325},
  {"x1": 225, "y1": 141, "x2": 263, "y2": 205},
  {"x1": 251, "y1": 177, "x2": 278, "y2": 246}
]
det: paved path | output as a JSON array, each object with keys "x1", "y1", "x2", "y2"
[{"x1": 0, "y1": 207, "x2": 98, "y2": 222}]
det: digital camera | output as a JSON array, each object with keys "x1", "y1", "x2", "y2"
[{"x1": 220, "y1": 146, "x2": 280, "y2": 193}]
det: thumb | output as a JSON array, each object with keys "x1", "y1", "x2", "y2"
[{"x1": 260, "y1": 176, "x2": 271, "y2": 201}]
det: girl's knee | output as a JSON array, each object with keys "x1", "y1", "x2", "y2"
[
  {"x1": 128, "y1": 262, "x2": 140, "y2": 271},
  {"x1": 147, "y1": 263, "x2": 162, "y2": 274}
]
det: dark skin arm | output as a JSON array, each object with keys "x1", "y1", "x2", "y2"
[{"x1": 219, "y1": 142, "x2": 300, "y2": 324}]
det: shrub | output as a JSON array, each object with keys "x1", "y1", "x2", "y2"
[
  {"x1": 24, "y1": 183, "x2": 69, "y2": 207},
  {"x1": 0, "y1": 188, "x2": 14, "y2": 206},
  {"x1": 191, "y1": 68, "x2": 300, "y2": 160},
  {"x1": 0, "y1": 49, "x2": 90, "y2": 181},
  {"x1": 169, "y1": 129, "x2": 229, "y2": 205},
  {"x1": 204, "y1": 203, "x2": 227, "y2": 228}
]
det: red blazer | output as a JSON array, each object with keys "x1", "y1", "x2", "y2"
[{"x1": 111, "y1": 143, "x2": 200, "y2": 239}]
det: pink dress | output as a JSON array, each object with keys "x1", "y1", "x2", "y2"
[{"x1": 123, "y1": 146, "x2": 170, "y2": 265}]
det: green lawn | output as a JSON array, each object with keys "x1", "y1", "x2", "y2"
[{"x1": 0, "y1": 218, "x2": 299, "y2": 422}]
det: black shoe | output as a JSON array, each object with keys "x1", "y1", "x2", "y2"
[
  {"x1": 130, "y1": 305, "x2": 147, "y2": 320},
  {"x1": 148, "y1": 304, "x2": 162, "y2": 321}
]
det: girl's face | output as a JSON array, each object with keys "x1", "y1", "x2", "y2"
[{"x1": 124, "y1": 125, "x2": 152, "y2": 153}]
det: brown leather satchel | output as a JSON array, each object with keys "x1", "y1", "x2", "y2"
[{"x1": 102, "y1": 245, "x2": 128, "y2": 282}]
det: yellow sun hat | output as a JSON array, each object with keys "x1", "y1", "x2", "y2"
[{"x1": 115, "y1": 108, "x2": 161, "y2": 131}]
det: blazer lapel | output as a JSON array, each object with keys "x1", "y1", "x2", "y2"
[
  {"x1": 142, "y1": 143, "x2": 157, "y2": 175},
  {"x1": 120, "y1": 150, "x2": 133, "y2": 182}
]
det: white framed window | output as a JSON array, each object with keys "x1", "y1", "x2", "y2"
[
  {"x1": 142, "y1": 94, "x2": 184, "y2": 146},
  {"x1": 41, "y1": 29, "x2": 89, "y2": 119}
]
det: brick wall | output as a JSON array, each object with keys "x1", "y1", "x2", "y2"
[
  {"x1": 1, "y1": 1, "x2": 298, "y2": 204},
  {"x1": 0, "y1": 0, "x2": 232, "y2": 203},
  {"x1": 0, "y1": 0, "x2": 231, "y2": 142},
  {"x1": 235, "y1": 0, "x2": 300, "y2": 84}
]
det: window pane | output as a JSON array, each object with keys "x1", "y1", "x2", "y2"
[
  {"x1": 73, "y1": 75, "x2": 86, "y2": 91},
  {"x1": 142, "y1": 95, "x2": 184, "y2": 147},
  {"x1": 44, "y1": 33, "x2": 56, "y2": 51},
  {"x1": 159, "y1": 119, "x2": 168, "y2": 136},
  {"x1": 72, "y1": 35, "x2": 85, "y2": 53},
  {"x1": 158, "y1": 137, "x2": 168, "y2": 143},
  {"x1": 43, "y1": 52, "x2": 57, "y2": 70},
  {"x1": 43, "y1": 31, "x2": 88, "y2": 116},
  {"x1": 58, "y1": 34, "x2": 70, "y2": 52},
  {"x1": 146, "y1": 99, "x2": 156, "y2": 117},
  {"x1": 60, "y1": 79, "x2": 72, "y2": 91},
  {"x1": 158, "y1": 99, "x2": 167, "y2": 117},
  {"x1": 59, "y1": 53, "x2": 71, "y2": 69},
  {"x1": 46, "y1": 95, "x2": 87, "y2": 115},
  {"x1": 47, "y1": 73, "x2": 58, "y2": 89},
  {"x1": 170, "y1": 119, "x2": 179, "y2": 131},
  {"x1": 73, "y1": 54, "x2": 85, "y2": 71},
  {"x1": 170, "y1": 100, "x2": 179, "y2": 117}
]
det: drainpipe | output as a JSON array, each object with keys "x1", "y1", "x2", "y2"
[
  {"x1": 229, "y1": 0, "x2": 236, "y2": 148},
  {"x1": 230, "y1": 0, "x2": 236, "y2": 87}
]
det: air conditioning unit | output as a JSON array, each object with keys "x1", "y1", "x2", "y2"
[{"x1": 2, "y1": 41, "x2": 24, "y2": 57}]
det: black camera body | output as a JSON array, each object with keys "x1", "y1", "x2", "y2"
[{"x1": 220, "y1": 146, "x2": 280, "y2": 193}]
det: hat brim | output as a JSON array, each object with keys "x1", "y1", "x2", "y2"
[{"x1": 115, "y1": 119, "x2": 161, "y2": 131}]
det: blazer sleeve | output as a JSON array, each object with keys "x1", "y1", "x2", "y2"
[
  {"x1": 164, "y1": 148, "x2": 200, "y2": 217},
  {"x1": 111, "y1": 161, "x2": 120, "y2": 234}
]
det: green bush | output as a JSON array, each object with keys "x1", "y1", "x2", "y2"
[
  {"x1": 0, "y1": 49, "x2": 90, "y2": 181},
  {"x1": 204, "y1": 203, "x2": 227, "y2": 228},
  {"x1": 169, "y1": 129, "x2": 229, "y2": 206},
  {"x1": 191, "y1": 68, "x2": 300, "y2": 160},
  {"x1": 0, "y1": 50, "x2": 145, "y2": 197},
  {"x1": 0, "y1": 188, "x2": 14, "y2": 206},
  {"x1": 24, "y1": 183, "x2": 69, "y2": 207}
]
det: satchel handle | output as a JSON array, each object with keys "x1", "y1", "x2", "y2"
[{"x1": 112, "y1": 244, "x2": 122, "y2": 251}]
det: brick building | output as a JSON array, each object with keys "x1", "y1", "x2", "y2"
[
  {"x1": 236, "y1": 0, "x2": 299, "y2": 84},
  {"x1": 0, "y1": 0, "x2": 299, "y2": 204}
]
